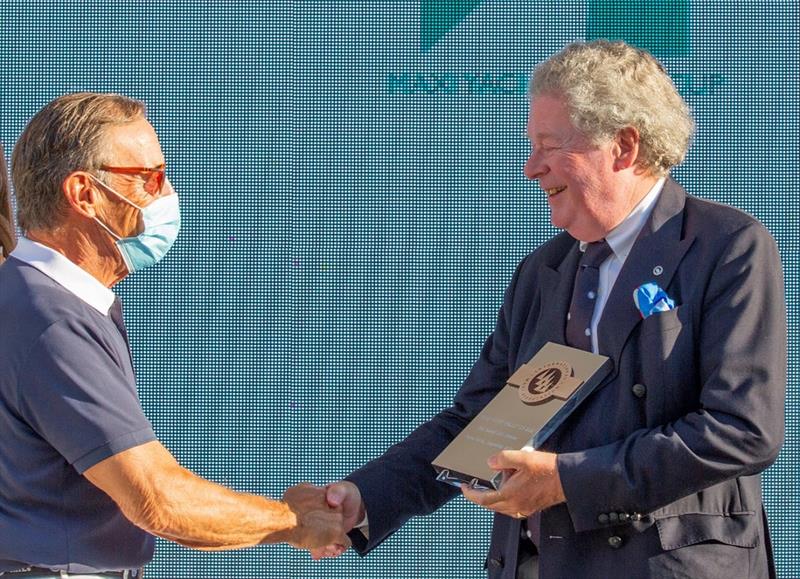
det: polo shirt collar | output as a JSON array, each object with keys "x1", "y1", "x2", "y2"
[
  {"x1": 579, "y1": 176, "x2": 665, "y2": 257},
  {"x1": 10, "y1": 237, "x2": 116, "y2": 315}
]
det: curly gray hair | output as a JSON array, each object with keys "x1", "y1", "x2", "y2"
[{"x1": 529, "y1": 40, "x2": 694, "y2": 176}]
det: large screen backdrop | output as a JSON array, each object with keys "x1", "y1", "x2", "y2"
[{"x1": 0, "y1": 1, "x2": 797, "y2": 577}]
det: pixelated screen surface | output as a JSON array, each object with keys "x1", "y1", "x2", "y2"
[{"x1": 0, "y1": 1, "x2": 797, "y2": 577}]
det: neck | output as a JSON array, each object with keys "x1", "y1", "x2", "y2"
[
  {"x1": 603, "y1": 174, "x2": 660, "y2": 235},
  {"x1": 27, "y1": 221, "x2": 129, "y2": 288}
]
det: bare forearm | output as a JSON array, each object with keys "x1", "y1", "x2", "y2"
[
  {"x1": 135, "y1": 469, "x2": 296, "y2": 550},
  {"x1": 85, "y1": 442, "x2": 298, "y2": 549}
]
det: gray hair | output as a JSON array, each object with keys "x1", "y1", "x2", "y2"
[
  {"x1": 12, "y1": 92, "x2": 146, "y2": 231},
  {"x1": 529, "y1": 40, "x2": 694, "y2": 176}
]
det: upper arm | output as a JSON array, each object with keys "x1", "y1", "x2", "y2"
[
  {"x1": 19, "y1": 317, "x2": 156, "y2": 473},
  {"x1": 694, "y1": 222, "x2": 786, "y2": 460}
]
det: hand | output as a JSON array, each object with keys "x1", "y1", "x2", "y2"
[
  {"x1": 280, "y1": 483, "x2": 352, "y2": 551},
  {"x1": 461, "y1": 449, "x2": 566, "y2": 518},
  {"x1": 310, "y1": 481, "x2": 365, "y2": 560}
]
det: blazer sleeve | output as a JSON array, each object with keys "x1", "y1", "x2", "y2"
[
  {"x1": 345, "y1": 256, "x2": 531, "y2": 554},
  {"x1": 557, "y1": 221, "x2": 786, "y2": 533}
]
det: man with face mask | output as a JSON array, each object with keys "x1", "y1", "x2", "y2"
[{"x1": 0, "y1": 93, "x2": 349, "y2": 578}]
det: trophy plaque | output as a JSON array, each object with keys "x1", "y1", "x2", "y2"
[{"x1": 432, "y1": 342, "x2": 612, "y2": 490}]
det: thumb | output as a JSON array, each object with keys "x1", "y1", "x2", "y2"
[
  {"x1": 325, "y1": 482, "x2": 350, "y2": 507},
  {"x1": 488, "y1": 450, "x2": 526, "y2": 470}
]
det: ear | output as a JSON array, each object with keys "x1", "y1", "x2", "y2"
[
  {"x1": 62, "y1": 172, "x2": 99, "y2": 219},
  {"x1": 612, "y1": 126, "x2": 640, "y2": 172}
]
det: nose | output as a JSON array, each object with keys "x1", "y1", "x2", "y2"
[
  {"x1": 524, "y1": 149, "x2": 547, "y2": 181},
  {"x1": 159, "y1": 176, "x2": 176, "y2": 198}
]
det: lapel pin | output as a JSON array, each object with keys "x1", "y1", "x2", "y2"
[{"x1": 653, "y1": 265, "x2": 664, "y2": 276}]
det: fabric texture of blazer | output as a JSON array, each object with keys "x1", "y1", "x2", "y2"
[{"x1": 346, "y1": 179, "x2": 786, "y2": 579}]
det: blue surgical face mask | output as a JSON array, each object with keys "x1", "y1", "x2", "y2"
[{"x1": 92, "y1": 177, "x2": 181, "y2": 273}]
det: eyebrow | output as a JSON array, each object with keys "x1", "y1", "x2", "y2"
[{"x1": 525, "y1": 131, "x2": 557, "y2": 141}]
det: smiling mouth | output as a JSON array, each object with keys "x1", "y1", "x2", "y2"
[{"x1": 545, "y1": 186, "x2": 567, "y2": 198}]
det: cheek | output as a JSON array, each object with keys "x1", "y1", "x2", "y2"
[
  {"x1": 133, "y1": 209, "x2": 145, "y2": 235},
  {"x1": 119, "y1": 205, "x2": 144, "y2": 236}
]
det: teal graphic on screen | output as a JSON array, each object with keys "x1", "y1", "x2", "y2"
[
  {"x1": 0, "y1": 1, "x2": 797, "y2": 577},
  {"x1": 423, "y1": 0, "x2": 690, "y2": 56}
]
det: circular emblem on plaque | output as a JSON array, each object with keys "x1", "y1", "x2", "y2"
[{"x1": 519, "y1": 361, "x2": 573, "y2": 405}]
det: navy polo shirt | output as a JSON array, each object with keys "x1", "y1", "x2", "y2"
[{"x1": 0, "y1": 239, "x2": 156, "y2": 572}]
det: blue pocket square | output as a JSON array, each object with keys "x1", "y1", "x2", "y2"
[{"x1": 633, "y1": 282, "x2": 676, "y2": 319}]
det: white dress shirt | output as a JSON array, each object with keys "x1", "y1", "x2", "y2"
[
  {"x1": 579, "y1": 177, "x2": 666, "y2": 353},
  {"x1": 9, "y1": 237, "x2": 116, "y2": 315}
]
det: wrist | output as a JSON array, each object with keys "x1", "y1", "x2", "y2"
[{"x1": 261, "y1": 500, "x2": 299, "y2": 545}]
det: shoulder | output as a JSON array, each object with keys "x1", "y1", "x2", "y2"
[
  {"x1": 514, "y1": 231, "x2": 576, "y2": 279},
  {"x1": 2, "y1": 258, "x2": 101, "y2": 318},
  {"x1": 683, "y1": 193, "x2": 774, "y2": 245},
  {"x1": 0, "y1": 258, "x2": 112, "y2": 353}
]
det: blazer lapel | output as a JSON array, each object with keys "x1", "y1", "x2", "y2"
[
  {"x1": 516, "y1": 234, "x2": 580, "y2": 369},
  {"x1": 596, "y1": 179, "x2": 695, "y2": 377},
  {"x1": 538, "y1": 242, "x2": 581, "y2": 346}
]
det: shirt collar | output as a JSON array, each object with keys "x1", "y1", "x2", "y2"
[
  {"x1": 579, "y1": 177, "x2": 666, "y2": 259},
  {"x1": 10, "y1": 237, "x2": 116, "y2": 315}
]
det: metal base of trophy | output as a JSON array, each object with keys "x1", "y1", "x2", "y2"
[{"x1": 435, "y1": 468, "x2": 501, "y2": 491}]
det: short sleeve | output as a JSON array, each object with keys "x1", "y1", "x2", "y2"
[{"x1": 17, "y1": 316, "x2": 156, "y2": 473}]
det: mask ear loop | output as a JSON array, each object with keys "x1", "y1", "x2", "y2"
[
  {"x1": 89, "y1": 176, "x2": 136, "y2": 272},
  {"x1": 89, "y1": 174, "x2": 146, "y2": 210},
  {"x1": 93, "y1": 214, "x2": 123, "y2": 241}
]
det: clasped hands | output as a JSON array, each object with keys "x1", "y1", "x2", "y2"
[
  {"x1": 280, "y1": 481, "x2": 362, "y2": 557},
  {"x1": 283, "y1": 448, "x2": 565, "y2": 558}
]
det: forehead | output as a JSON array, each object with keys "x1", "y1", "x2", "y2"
[
  {"x1": 103, "y1": 116, "x2": 164, "y2": 166},
  {"x1": 526, "y1": 94, "x2": 577, "y2": 140}
]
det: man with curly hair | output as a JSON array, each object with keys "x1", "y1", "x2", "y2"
[{"x1": 313, "y1": 41, "x2": 786, "y2": 579}]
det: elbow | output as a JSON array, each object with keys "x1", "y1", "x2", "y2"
[
  {"x1": 115, "y1": 470, "x2": 186, "y2": 538},
  {"x1": 121, "y1": 486, "x2": 176, "y2": 536},
  {"x1": 739, "y1": 427, "x2": 784, "y2": 475},
  {"x1": 758, "y1": 433, "x2": 784, "y2": 470}
]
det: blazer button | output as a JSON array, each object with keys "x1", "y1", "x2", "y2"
[
  {"x1": 598, "y1": 513, "x2": 609, "y2": 524},
  {"x1": 618, "y1": 512, "x2": 630, "y2": 523},
  {"x1": 608, "y1": 512, "x2": 619, "y2": 523},
  {"x1": 632, "y1": 383, "x2": 647, "y2": 398},
  {"x1": 608, "y1": 535, "x2": 624, "y2": 549}
]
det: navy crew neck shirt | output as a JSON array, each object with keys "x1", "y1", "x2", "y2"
[{"x1": 0, "y1": 256, "x2": 156, "y2": 572}]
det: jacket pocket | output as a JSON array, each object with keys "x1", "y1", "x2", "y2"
[
  {"x1": 638, "y1": 304, "x2": 689, "y2": 338},
  {"x1": 655, "y1": 512, "x2": 759, "y2": 550}
]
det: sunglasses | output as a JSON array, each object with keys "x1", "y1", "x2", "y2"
[{"x1": 99, "y1": 164, "x2": 167, "y2": 196}]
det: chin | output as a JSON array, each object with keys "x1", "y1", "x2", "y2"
[
  {"x1": 561, "y1": 221, "x2": 590, "y2": 241},
  {"x1": 549, "y1": 213, "x2": 569, "y2": 231}
]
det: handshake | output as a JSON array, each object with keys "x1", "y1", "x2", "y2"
[{"x1": 280, "y1": 480, "x2": 364, "y2": 558}]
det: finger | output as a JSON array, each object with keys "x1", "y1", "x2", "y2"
[
  {"x1": 488, "y1": 450, "x2": 527, "y2": 470},
  {"x1": 461, "y1": 484, "x2": 503, "y2": 506},
  {"x1": 498, "y1": 468, "x2": 517, "y2": 488},
  {"x1": 491, "y1": 502, "x2": 528, "y2": 518},
  {"x1": 325, "y1": 483, "x2": 349, "y2": 507},
  {"x1": 338, "y1": 533, "x2": 352, "y2": 551},
  {"x1": 310, "y1": 545, "x2": 338, "y2": 560}
]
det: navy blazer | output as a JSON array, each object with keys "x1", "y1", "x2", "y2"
[{"x1": 347, "y1": 179, "x2": 786, "y2": 579}]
